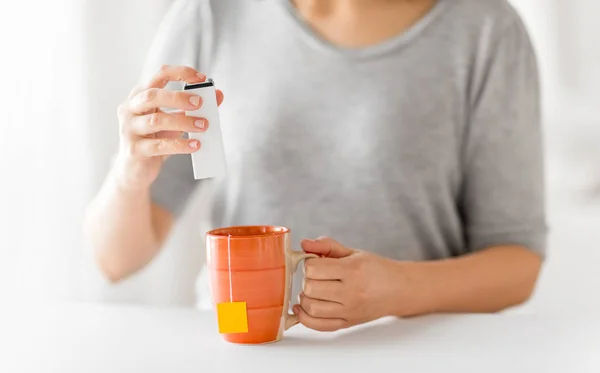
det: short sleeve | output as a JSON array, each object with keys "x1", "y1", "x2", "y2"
[
  {"x1": 143, "y1": 0, "x2": 204, "y2": 217},
  {"x1": 461, "y1": 17, "x2": 548, "y2": 258},
  {"x1": 139, "y1": 0, "x2": 202, "y2": 83}
]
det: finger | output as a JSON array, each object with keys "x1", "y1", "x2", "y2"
[
  {"x1": 301, "y1": 237, "x2": 355, "y2": 259},
  {"x1": 216, "y1": 89, "x2": 224, "y2": 106},
  {"x1": 156, "y1": 130, "x2": 185, "y2": 139},
  {"x1": 303, "y1": 257, "x2": 346, "y2": 280},
  {"x1": 131, "y1": 112, "x2": 208, "y2": 136},
  {"x1": 302, "y1": 279, "x2": 344, "y2": 303},
  {"x1": 161, "y1": 109, "x2": 187, "y2": 116},
  {"x1": 134, "y1": 137, "x2": 200, "y2": 158},
  {"x1": 129, "y1": 88, "x2": 202, "y2": 114},
  {"x1": 146, "y1": 65, "x2": 206, "y2": 89},
  {"x1": 299, "y1": 292, "x2": 344, "y2": 318},
  {"x1": 293, "y1": 305, "x2": 347, "y2": 332}
]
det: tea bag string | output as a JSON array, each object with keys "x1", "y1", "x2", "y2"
[{"x1": 227, "y1": 234, "x2": 233, "y2": 302}]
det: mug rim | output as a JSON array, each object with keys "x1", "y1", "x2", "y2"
[{"x1": 206, "y1": 225, "x2": 290, "y2": 239}]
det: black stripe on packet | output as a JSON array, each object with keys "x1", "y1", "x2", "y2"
[{"x1": 184, "y1": 79, "x2": 214, "y2": 90}]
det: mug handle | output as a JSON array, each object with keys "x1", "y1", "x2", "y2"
[{"x1": 284, "y1": 250, "x2": 319, "y2": 330}]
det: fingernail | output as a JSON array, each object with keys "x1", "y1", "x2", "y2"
[
  {"x1": 293, "y1": 305, "x2": 299, "y2": 314},
  {"x1": 189, "y1": 96, "x2": 201, "y2": 107},
  {"x1": 194, "y1": 119, "x2": 206, "y2": 129},
  {"x1": 197, "y1": 72, "x2": 206, "y2": 80},
  {"x1": 189, "y1": 140, "x2": 199, "y2": 149}
]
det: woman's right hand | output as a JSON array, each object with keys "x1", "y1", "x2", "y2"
[{"x1": 114, "y1": 65, "x2": 224, "y2": 191}]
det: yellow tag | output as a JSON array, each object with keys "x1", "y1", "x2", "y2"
[{"x1": 217, "y1": 302, "x2": 248, "y2": 334}]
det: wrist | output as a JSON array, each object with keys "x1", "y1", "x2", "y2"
[
  {"x1": 110, "y1": 154, "x2": 152, "y2": 194},
  {"x1": 387, "y1": 261, "x2": 439, "y2": 318}
]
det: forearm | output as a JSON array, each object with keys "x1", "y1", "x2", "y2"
[
  {"x1": 83, "y1": 161, "x2": 171, "y2": 282},
  {"x1": 392, "y1": 246, "x2": 542, "y2": 316}
]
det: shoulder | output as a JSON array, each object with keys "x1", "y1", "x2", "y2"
[
  {"x1": 449, "y1": 0, "x2": 527, "y2": 29},
  {"x1": 160, "y1": 0, "x2": 244, "y2": 25},
  {"x1": 142, "y1": 0, "x2": 244, "y2": 72},
  {"x1": 442, "y1": 0, "x2": 537, "y2": 65},
  {"x1": 194, "y1": 0, "x2": 256, "y2": 23},
  {"x1": 442, "y1": 1, "x2": 540, "y2": 108},
  {"x1": 163, "y1": 0, "x2": 202, "y2": 21},
  {"x1": 444, "y1": 0, "x2": 533, "y2": 48}
]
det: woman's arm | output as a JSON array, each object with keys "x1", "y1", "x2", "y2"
[
  {"x1": 393, "y1": 245, "x2": 542, "y2": 316},
  {"x1": 293, "y1": 238, "x2": 542, "y2": 332},
  {"x1": 83, "y1": 164, "x2": 175, "y2": 283},
  {"x1": 84, "y1": 66, "x2": 214, "y2": 282},
  {"x1": 84, "y1": 0, "x2": 214, "y2": 282}
]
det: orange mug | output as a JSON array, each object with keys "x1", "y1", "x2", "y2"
[{"x1": 206, "y1": 226, "x2": 317, "y2": 344}]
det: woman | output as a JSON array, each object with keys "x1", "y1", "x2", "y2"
[{"x1": 84, "y1": 0, "x2": 546, "y2": 331}]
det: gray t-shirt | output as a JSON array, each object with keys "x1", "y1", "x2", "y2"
[{"x1": 146, "y1": 0, "x2": 547, "y2": 300}]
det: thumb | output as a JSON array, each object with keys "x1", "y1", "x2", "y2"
[{"x1": 301, "y1": 237, "x2": 354, "y2": 258}]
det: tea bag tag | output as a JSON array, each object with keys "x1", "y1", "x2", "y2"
[
  {"x1": 217, "y1": 302, "x2": 248, "y2": 334},
  {"x1": 216, "y1": 234, "x2": 248, "y2": 334}
]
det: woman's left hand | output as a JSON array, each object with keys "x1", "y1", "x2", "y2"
[{"x1": 293, "y1": 237, "x2": 414, "y2": 332}]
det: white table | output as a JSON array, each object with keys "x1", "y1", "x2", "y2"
[{"x1": 2, "y1": 302, "x2": 599, "y2": 373}]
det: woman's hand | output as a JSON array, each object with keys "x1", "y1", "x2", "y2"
[
  {"x1": 293, "y1": 237, "x2": 416, "y2": 332},
  {"x1": 114, "y1": 65, "x2": 224, "y2": 191}
]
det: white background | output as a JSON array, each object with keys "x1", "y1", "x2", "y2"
[{"x1": 0, "y1": 0, "x2": 598, "y2": 310}]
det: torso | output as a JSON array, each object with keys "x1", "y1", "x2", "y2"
[
  {"x1": 207, "y1": 0, "x2": 470, "y2": 260},
  {"x1": 149, "y1": 0, "x2": 540, "y2": 306}
]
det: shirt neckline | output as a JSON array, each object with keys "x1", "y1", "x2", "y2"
[{"x1": 274, "y1": 0, "x2": 448, "y2": 61}]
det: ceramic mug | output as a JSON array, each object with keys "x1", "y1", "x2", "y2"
[{"x1": 206, "y1": 226, "x2": 317, "y2": 344}]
